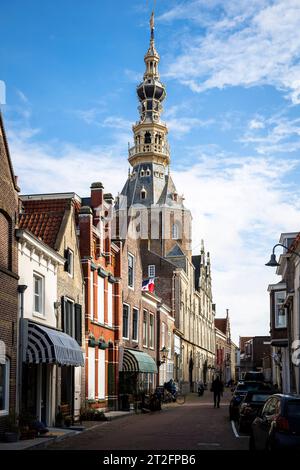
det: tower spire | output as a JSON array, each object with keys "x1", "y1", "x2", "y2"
[{"x1": 128, "y1": 11, "x2": 170, "y2": 169}]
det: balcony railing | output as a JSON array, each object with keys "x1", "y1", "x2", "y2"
[{"x1": 128, "y1": 142, "x2": 170, "y2": 159}]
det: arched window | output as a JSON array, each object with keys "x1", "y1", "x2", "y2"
[
  {"x1": 172, "y1": 223, "x2": 180, "y2": 240},
  {"x1": 140, "y1": 188, "x2": 147, "y2": 200},
  {"x1": 0, "y1": 355, "x2": 10, "y2": 414},
  {"x1": 0, "y1": 211, "x2": 11, "y2": 270},
  {"x1": 146, "y1": 168, "x2": 151, "y2": 176},
  {"x1": 144, "y1": 131, "x2": 151, "y2": 144}
]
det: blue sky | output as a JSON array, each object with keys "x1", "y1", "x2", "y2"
[{"x1": 2, "y1": 0, "x2": 300, "y2": 343}]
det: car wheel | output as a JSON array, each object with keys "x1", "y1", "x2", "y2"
[{"x1": 249, "y1": 433, "x2": 256, "y2": 451}]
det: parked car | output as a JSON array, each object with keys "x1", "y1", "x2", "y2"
[
  {"x1": 244, "y1": 371, "x2": 265, "y2": 382},
  {"x1": 238, "y1": 390, "x2": 274, "y2": 433},
  {"x1": 229, "y1": 381, "x2": 272, "y2": 421},
  {"x1": 250, "y1": 394, "x2": 300, "y2": 450}
]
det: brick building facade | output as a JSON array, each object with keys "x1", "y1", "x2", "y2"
[
  {"x1": 0, "y1": 113, "x2": 19, "y2": 433},
  {"x1": 79, "y1": 183, "x2": 122, "y2": 411}
]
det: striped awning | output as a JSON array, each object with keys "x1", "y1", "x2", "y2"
[
  {"x1": 122, "y1": 348, "x2": 157, "y2": 374},
  {"x1": 23, "y1": 320, "x2": 84, "y2": 366}
]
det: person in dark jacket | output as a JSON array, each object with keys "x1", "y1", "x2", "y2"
[{"x1": 211, "y1": 376, "x2": 224, "y2": 408}]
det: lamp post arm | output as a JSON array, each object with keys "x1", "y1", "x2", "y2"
[{"x1": 272, "y1": 243, "x2": 300, "y2": 258}]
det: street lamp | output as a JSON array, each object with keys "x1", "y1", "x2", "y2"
[
  {"x1": 157, "y1": 346, "x2": 168, "y2": 367},
  {"x1": 265, "y1": 243, "x2": 300, "y2": 267}
]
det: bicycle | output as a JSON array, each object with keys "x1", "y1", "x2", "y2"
[{"x1": 174, "y1": 389, "x2": 185, "y2": 405}]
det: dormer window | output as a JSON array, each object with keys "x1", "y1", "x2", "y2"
[
  {"x1": 146, "y1": 168, "x2": 151, "y2": 176},
  {"x1": 173, "y1": 193, "x2": 178, "y2": 202},
  {"x1": 140, "y1": 169, "x2": 145, "y2": 177},
  {"x1": 141, "y1": 187, "x2": 147, "y2": 200}
]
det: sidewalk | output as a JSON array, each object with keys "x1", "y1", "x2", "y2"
[
  {"x1": 0, "y1": 427, "x2": 81, "y2": 450},
  {"x1": 0, "y1": 410, "x2": 134, "y2": 450}
]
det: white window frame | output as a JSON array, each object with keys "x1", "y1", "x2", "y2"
[
  {"x1": 161, "y1": 322, "x2": 166, "y2": 349},
  {"x1": 0, "y1": 357, "x2": 10, "y2": 416},
  {"x1": 172, "y1": 223, "x2": 179, "y2": 240},
  {"x1": 88, "y1": 347, "x2": 95, "y2": 399},
  {"x1": 90, "y1": 272, "x2": 94, "y2": 320},
  {"x1": 67, "y1": 248, "x2": 74, "y2": 277},
  {"x1": 149, "y1": 313, "x2": 154, "y2": 349},
  {"x1": 97, "y1": 275, "x2": 105, "y2": 324},
  {"x1": 275, "y1": 290, "x2": 287, "y2": 328},
  {"x1": 122, "y1": 303, "x2": 130, "y2": 340},
  {"x1": 33, "y1": 272, "x2": 44, "y2": 316},
  {"x1": 132, "y1": 308, "x2": 139, "y2": 343},
  {"x1": 143, "y1": 310, "x2": 148, "y2": 347},
  {"x1": 128, "y1": 253, "x2": 134, "y2": 289},
  {"x1": 107, "y1": 282, "x2": 113, "y2": 327},
  {"x1": 148, "y1": 265, "x2": 155, "y2": 279},
  {"x1": 97, "y1": 349, "x2": 106, "y2": 400}
]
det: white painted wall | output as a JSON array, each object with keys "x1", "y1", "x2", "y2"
[{"x1": 18, "y1": 242, "x2": 59, "y2": 327}]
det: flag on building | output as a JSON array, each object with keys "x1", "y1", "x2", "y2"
[{"x1": 142, "y1": 278, "x2": 155, "y2": 293}]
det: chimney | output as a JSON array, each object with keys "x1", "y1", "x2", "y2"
[
  {"x1": 78, "y1": 206, "x2": 93, "y2": 258},
  {"x1": 90, "y1": 182, "x2": 104, "y2": 210}
]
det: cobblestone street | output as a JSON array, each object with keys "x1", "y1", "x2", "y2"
[{"x1": 47, "y1": 391, "x2": 249, "y2": 451}]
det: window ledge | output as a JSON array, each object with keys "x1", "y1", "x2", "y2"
[
  {"x1": 0, "y1": 266, "x2": 19, "y2": 280},
  {"x1": 33, "y1": 312, "x2": 45, "y2": 319}
]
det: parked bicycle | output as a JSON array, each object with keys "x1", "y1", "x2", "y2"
[{"x1": 155, "y1": 381, "x2": 186, "y2": 405}]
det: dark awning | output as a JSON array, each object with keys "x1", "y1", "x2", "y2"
[
  {"x1": 122, "y1": 348, "x2": 157, "y2": 373},
  {"x1": 23, "y1": 320, "x2": 84, "y2": 366}
]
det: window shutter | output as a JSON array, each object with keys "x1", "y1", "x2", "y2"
[
  {"x1": 61, "y1": 296, "x2": 66, "y2": 331},
  {"x1": 75, "y1": 304, "x2": 82, "y2": 346},
  {"x1": 64, "y1": 249, "x2": 69, "y2": 272}
]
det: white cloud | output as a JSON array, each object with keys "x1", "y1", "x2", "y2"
[
  {"x1": 248, "y1": 119, "x2": 265, "y2": 130},
  {"x1": 161, "y1": 0, "x2": 300, "y2": 104},
  {"x1": 241, "y1": 115, "x2": 300, "y2": 154},
  {"x1": 168, "y1": 116, "x2": 214, "y2": 136},
  {"x1": 9, "y1": 121, "x2": 300, "y2": 342},
  {"x1": 172, "y1": 151, "x2": 300, "y2": 341}
]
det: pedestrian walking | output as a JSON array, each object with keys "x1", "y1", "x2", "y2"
[{"x1": 211, "y1": 376, "x2": 224, "y2": 408}]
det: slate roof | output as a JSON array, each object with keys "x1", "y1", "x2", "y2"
[
  {"x1": 166, "y1": 244, "x2": 186, "y2": 257},
  {"x1": 118, "y1": 162, "x2": 185, "y2": 209}
]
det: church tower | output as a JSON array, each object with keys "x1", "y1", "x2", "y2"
[{"x1": 118, "y1": 12, "x2": 192, "y2": 261}]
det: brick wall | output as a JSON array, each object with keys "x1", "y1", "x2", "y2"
[{"x1": 0, "y1": 115, "x2": 19, "y2": 433}]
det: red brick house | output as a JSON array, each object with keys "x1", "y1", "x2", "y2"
[
  {"x1": 0, "y1": 112, "x2": 19, "y2": 432},
  {"x1": 79, "y1": 183, "x2": 122, "y2": 411}
]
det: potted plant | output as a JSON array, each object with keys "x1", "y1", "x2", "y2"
[
  {"x1": 98, "y1": 336, "x2": 108, "y2": 349},
  {"x1": 3, "y1": 413, "x2": 20, "y2": 442},
  {"x1": 18, "y1": 411, "x2": 38, "y2": 440},
  {"x1": 88, "y1": 332, "x2": 97, "y2": 347},
  {"x1": 64, "y1": 415, "x2": 72, "y2": 427},
  {"x1": 55, "y1": 407, "x2": 64, "y2": 427}
]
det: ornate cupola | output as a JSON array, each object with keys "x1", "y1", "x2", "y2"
[{"x1": 128, "y1": 12, "x2": 170, "y2": 168}]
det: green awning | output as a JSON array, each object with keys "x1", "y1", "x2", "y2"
[{"x1": 122, "y1": 349, "x2": 157, "y2": 374}]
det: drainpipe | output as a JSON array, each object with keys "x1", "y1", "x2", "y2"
[{"x1": 17, "y1": 285, "x2": 27, "y2": 414}]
